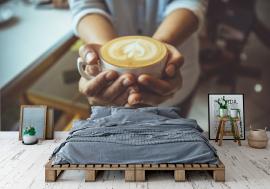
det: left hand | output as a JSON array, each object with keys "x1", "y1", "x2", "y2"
[{"x1": 128, "y1": 43, "x2": 184, "y2": 106}]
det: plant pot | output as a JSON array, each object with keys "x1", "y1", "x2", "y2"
[
  {"x1": 248, "y1": 129, "x2": 268, "y2": 149},
  {"x1": 230, "y1": 109, "x2": 240, "y2": 118},
  {"x1": 219, "y1": 108, "x2": 228, "y2": 117},
  {"x1": 22, "y1": 135, "x2": 38, "y2": 145}
]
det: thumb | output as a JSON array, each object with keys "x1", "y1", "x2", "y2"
[
  {"x1": 164, "y1": 44, "x2": 184, "y2": 78},
  {"x1": 79, "y1": 44, "x2": 101, "y2": 65}
]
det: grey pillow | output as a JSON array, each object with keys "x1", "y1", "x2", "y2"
[
  {"x1": 90, "y1": 106, "x2": 181, "y2": 118},
  {"x1": 111, "y1": 107, "x2": 180, "y2": 119}
]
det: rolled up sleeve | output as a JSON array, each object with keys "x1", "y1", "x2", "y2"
[
  {"x1": 164, "y1": 0, "x2": 208, "y2": 30},
  {"x1": 68, "y1": 0, "x2": 112, "y2": 35}
]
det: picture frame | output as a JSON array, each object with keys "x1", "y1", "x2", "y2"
[
  {"x1": 208, "y1": 94, "x2": 245, "y2": 140},
  {"x1": 19, "y1": 105, "x2": 47, "y2": 140},
  {"x1": 46, "y1": 108, "x2": 54, "y2": 139}
]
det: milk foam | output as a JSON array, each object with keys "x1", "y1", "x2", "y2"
[
  {"x1": 100, "y1": 36, "x2": 167, "y2": 68},
  {"x1": 108, "y1": 39, "x2": 158, "y2": 62},
  {"x1": 123, "y1": 41, "x2": 145, "y2": 58}
]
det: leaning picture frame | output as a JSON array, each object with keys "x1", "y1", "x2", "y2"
[
  {"x1": 19, "y1": 105, "x2": 47, "y2": 140},
  {"x1": 208, "y1": 94, "x2": 245, "y2": 140},
  {"x1": 46, "y1": 108, "x2": 54, "y2": 139}
]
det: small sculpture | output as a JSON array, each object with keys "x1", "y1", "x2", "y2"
[{"x1": 22, "y1": 126, "x2": 38, "y2": 145}]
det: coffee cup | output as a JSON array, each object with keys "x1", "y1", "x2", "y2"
[{"x1": 77, "y1": 36, "x2": 168, "y2": 80}]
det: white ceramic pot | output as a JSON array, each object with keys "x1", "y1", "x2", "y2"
[
  {"x1": 219, "y1": 108, "x2": 228, "y2": 117},
  {"x1": 230, "y1": 109, "x2": 239, "y2": 118},
  {"x1": 23, "y1": 135, "x2": 37, "y2": 145},
  {"x1": 99, "y1": 56, "x2": 167, "y2": 78},
  {"x1": 77, "y1": 55, "x2": 167, "y2": 79}
]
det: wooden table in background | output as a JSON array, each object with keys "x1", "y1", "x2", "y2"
[
  {"x1": 26, "y1": 50, "x2": 90, "y2": 130},
  {"x1": 0, "y1": 132, "x2": 269, "y2": 189},
  {"x1": 0, "y1": 1, "x2": 77, "y2": 98},
  {"x1": 0, "y1": 2, "x2": 79, "y2": 131}
]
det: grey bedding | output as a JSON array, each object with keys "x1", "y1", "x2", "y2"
[{"x1": 51, "y1": 106, "x2": 218, "y2": 165}]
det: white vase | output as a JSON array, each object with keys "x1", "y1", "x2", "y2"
[
  {"x1": 219, "y1": 108, "x2": 228, "y2": 117},
  {"x1": 230, "y1": 109, "x2": 239, "y2": 118},
  {"x1": 23, "y1": 135, "x2": 37, "y2": 144}
]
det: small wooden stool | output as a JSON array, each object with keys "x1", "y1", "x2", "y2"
[{"x1": 215, "y1": 116, "x2": 241, "y2": 146}]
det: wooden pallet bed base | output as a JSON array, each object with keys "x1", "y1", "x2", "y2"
[{"x1": 45, "y1": 159, "x2": 225, "y2": 182}]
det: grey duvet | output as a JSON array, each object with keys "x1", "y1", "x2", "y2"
[{"x1": 51, "y1": 106, "x2": 218, "y2": 165}]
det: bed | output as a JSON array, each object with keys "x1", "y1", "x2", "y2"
[{"x1": 51, "y1": 106, "x2": 219, "y2": 165}]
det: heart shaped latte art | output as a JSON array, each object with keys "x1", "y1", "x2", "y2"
[{"x1": 100, "y1": 36, "x2": 167, "y2": 68}]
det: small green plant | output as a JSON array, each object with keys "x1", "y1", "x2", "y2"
[
  {"x1": 215, "y1": 96, "x2": 228, "y2": 109},
  {"x1": 23, "y1": 126, "x2": 36, "y2": 136}
]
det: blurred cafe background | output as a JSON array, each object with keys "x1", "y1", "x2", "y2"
[{"x1": 0, "y1": 0, "x2": 269, "y2": 132}]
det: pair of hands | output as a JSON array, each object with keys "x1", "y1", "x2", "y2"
[{"x1": 78, "y1": 42, "x2": 184, "y2": 107}]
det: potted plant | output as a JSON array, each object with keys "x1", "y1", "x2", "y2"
[
  {"x1": 230, "y1": 108, "x2": 240, "y2": 118},
  {"x1": 23, "y1": 126, "x2": 38, "y2": 145},
  {"x1": 216, "y1": 96, "x2": 228, "y2": 117}
]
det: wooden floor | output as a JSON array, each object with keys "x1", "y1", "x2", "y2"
[
  {"x1": 45, "y1": 159, "x2": 225, "y2": 182},
  {"x1": 0, "y1": 132, "x2": 269, "y2": 189}
]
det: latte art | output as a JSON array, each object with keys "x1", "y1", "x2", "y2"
[
  {"x1": 109, "y1": 39, "x2": 157, "y2": 61},
  {"x1": 100, "y1": 36, "x2": 167, "y2": 68},
  {"x1": 122, "y1": 41, "x2": 145, "y2": 58}
]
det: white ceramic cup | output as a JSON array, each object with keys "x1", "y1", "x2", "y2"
[
  {"x1": 77, "y1": 36, "x2": 168, "y2": 80},
  {"x1": 230, "y1": 109, "x2": 239, "y2": 118},
  {"x1": 77, "y1": 55, "x2": 167, "y2": 80}
]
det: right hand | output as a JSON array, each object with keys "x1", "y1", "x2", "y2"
[{"x1": 78, "y1": 44, "x2": 139, "y2": 106}]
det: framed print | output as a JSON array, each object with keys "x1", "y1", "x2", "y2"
[
  {"x1": 46, "y1": 108, "x2": 54, "y2": 139},
  {"x1": 19, "y1": 105, "x2": 47, "y2": 140},
  {"x1": 208, "y1": 94, "x2": 245, "y2": 140}
]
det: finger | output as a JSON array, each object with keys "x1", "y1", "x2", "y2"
[
  {"x1": 128, "y1": 91, "x2": 170, "y2": 107},
  {"x1": 165, "y1": 64, "x2": 176, "y2": 78},
  {"x1": 128, "y1": 91, "x2": 158, "y2": 107},
  {"x1": 101, "y1": 73, "x2": 136, "y2": 101},
  {"x1": 166, "y1": 44, "x2": 184, "y2": 68},
  {"x1": 138, "y1": 74, "x2": 174, "y2": 96},
  {"x1": 86, "y1": 65, "x2": 100, "y2": 76},
  {"x1": 91, "y1": 85, "x2": 139, "y2": 106},
  {"x1": 165, "y1": 45, "x2": 184, "y2": 77},
  {"x1": 87, "y1": 97, "x2": 108, "y2": 106},
  {"x1": 79, "y1": 70, "x2": 118, "y2": 97},
  {"x1": 114, "y1": 85, "x2": 139, "y2": 106},
  {"x1": 124, "y1": 103, "x2": 132, "y2": 107},
  {"x1": 79, "y1": 44, "x2": 100, "y2": 65},
  {"x1": 128, "y1": 92, "x2": 143, "y2": 105}
]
